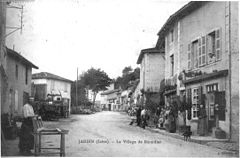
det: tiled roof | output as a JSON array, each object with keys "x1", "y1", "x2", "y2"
[
  {"x1": 137, "y1": 47, "x2": 164, "y2": 64},
  {"x1": 6, "y1": 47, "x2": 38, "y2": 69},
  {"x1": 32, "y1": 72, "x2": 72, "y2": 83}
]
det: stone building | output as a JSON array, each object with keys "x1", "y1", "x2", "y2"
[
  {"x1": 32, "y1": 72, "x2": 72, "y2": 115},
  {"x1": 156, "y1": 1, "x2": 238, "y2": 141},
  {"x1": 137, "y1": 48, "x2": 165, "y2": 93},
  {"x1": 3, "y1": 47, "x2": 38, "y2": 116}
]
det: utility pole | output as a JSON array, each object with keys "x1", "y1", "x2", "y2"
[{"x1": 76, "y1": 67, "x2": 78, "y2": 106}]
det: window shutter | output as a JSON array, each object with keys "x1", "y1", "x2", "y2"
[
  {"x1": 198, "y1": 38, "x2": 202, "y2": 66},
  {"x1": 206, "y1": 35, "x2": 209, "y2": 64},
  {"x1": 201, "y1": 36, "x2": 207, "y2": 65},
  {"x1": 165, "y1": 36, "x2": 168, "y2": 52},
  {"x1": 197, "y1": 86, "x2": 203, "y2": 105},
  {"x1": 191, "y1": 44, "x2": 194, "y2": 69},
  {"x1": 187, "y1": 44, "x2": 191, "y2": 70},
  {"x1": 215, "y1": 91, "x2": 226, "y2": 121},
  {"x1": 215, "y1": 28, "x2": 221, "y2": 61},
  {"x1": 195, "y1": 42, "x2": 199, "y2": 68},
  {"x1": 186, "y1": 88, "x2": 192, "y2": 108}
]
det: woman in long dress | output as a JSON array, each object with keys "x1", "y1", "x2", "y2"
[{"x1": 197, "y1": 104, "x2": 207, "y2": 136}]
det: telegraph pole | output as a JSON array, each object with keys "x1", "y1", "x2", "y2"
[{"x1": 76, "y1": 67, "x2": 78, "y2": 106}]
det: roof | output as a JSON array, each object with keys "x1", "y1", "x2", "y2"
[
  {"x1": 137, "y1": 48, "x2": 164, "y2": 64},
  {"x1": 6, "y1": 47, "x2": 38, "y2": 69},
  {"x1": 101, "y1": 89, "x2": 121, "y2": 95},
  {"x1": 32, "y1": 72, "x2": 73, "y2": 83},
  {"x1": 156, "y1": 1, "x2": 206, "y2": 47}
]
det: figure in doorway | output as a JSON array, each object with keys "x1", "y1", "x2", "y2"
[{"x1": 197, "y1": 104, "x2": 207, "y2": 136}]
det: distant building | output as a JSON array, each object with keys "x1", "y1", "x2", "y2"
[
  {"x1": 32, "y1": 72, "x2": 72, "y2": 115},
  {"x1": 137, "y1": 48, "x2": 165, "y2": 93},
  {"x1": 100, "y1": 83, "x2": 123, "y2": 111},
  {"x1": 129, "y1": 79, "x2": 140, "y2": 105},
  {"x1": 3, "y1": 47, "x2": 38, "y2": 116},
  {"x1": 101, "y1": 89, "x2": 121, "y2": 111}
]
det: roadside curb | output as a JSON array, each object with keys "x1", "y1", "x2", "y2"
[{"x1": 146, "y1": 127, "x2": 239, "y2": 153}]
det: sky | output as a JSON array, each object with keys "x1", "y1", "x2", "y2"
[{"x1": 6, "y1": 0, "x2": 188, "y2": 81}]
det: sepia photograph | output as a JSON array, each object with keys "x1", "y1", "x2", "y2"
[{"x1": 0, "y1": 0, "x2": 239, "y2": 157}]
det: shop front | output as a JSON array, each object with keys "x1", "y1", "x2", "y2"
[{"x1": 183, "y1": 70, "x2": 228, "y2": 138}]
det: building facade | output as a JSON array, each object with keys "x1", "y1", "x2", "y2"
[
  {"x1": 101, "y1": 89, "x2": 121, "y2": 111},
  {"x1": 157, "y1": 1, "x2": 238, "y2": 141},
  {"x1": 3, "y1": 47, "x2": 38, "y2": 116},
  {"x1": 32, "y1": 72, "x2": 72, "y2": 115},
  {"x1": 137, "y1": 48, "x2": 165, "y2": 93}
]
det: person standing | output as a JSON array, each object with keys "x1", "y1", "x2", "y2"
[
  {"x1": 155, "y1": 107, "x2": 161, "y2": 128},
  {"x1": 18, "y1": 98, "x2": 35, "y2": 155},
  {"x1": 136, "y1": 106, "x2": 142, "y2": 126},
  {"x1": 197, "y1": 104, "x2": 207, "y2": 136},
  {"x1": 168, "y1": 108, "x2": 176, "y2": 133},
  {"x1": 141, "y1": 108, "x2": 147, "y2": 129}
]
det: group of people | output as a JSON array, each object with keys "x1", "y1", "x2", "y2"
[
  {"x1": 128, "y1": 106, "x2": 150, "y2": 129},
  {"x1": 128, "y1": 105, "x2": 178, "y2": 132}
]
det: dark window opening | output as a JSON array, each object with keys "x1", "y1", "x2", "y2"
[
  {"x1": 170, "y1": 55, "x2": 174, "y2": 76},
  {"x1": 25, "y1": 66, "x2": 28, "y2": 85},
  {"x1": 15, "y1": 64, "x2": 18, "y2": 80}
]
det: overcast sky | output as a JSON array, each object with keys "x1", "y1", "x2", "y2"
[{"x1": 6, "y1": 0, "x2": 188, "y2": 81}]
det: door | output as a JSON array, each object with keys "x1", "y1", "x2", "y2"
[
  {"x1": 206, "y1": 92, "x2": 216, "y2": 132},
  {"x1": 108, "y1": 104, "x2": 111, "y2": 111}
]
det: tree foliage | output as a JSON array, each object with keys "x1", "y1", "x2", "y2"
[
  {"x1": 81, "y1": 67, "x2": 112, "y2": 107},
  {"x1": 81, "y1": 67, "x2": 112, "y2": 92},
  {"x1": 71, "y1": 80, "x2": 88, "y2": 106},
  {"x1": 122, "y1": 66, "x2": 133, "y2": 76},
  {"x1": 115, "y1": 66, "x2": 140, "y2": 90}
]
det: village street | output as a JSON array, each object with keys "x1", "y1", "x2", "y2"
[{"x1": 40, "y1": 111, "x2": 236, "y2": 157}]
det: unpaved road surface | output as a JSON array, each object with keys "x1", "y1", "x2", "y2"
[{"x1": 42, "y1": 111, "x2": 238, "y2": 157}]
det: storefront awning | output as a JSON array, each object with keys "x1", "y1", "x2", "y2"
[
  {"x1": 183, "y1": 70, "x2": 228, "y2": 85},
  {"x1": 164, "y1": 89, "x2": 177, "y2": 95}
]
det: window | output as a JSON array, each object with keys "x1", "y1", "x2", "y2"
[
  {"x1": 207, "y1": 29, "x2": 221, "y2": 63},
  {"x1": 25, "y1": 66, "x2": 28, "y2": 85},
  {"x1": 187, "y1": 40, "x2": 199, "y2": 70},
  {"x1": 187, "y1": 28, "x2": 221, "y2": 70},
  {"x1": 187, "y1": 44, "x2": 191, "y2": 70},
  {"x1": 191, "y1": 88, "x2": 199, "y2": 119},
  {"x1": 192, "y1": 40, "x2": 198, "y2": 69},
  {"x1": 170, "y1": 30, "x2": 174, "y2": 43},
  {"x1": 170, "y1": 55, "x2": 174, "y2": 76},
  {"x1": 206, "y1": 83, "x2": 218, "y2": 93},
  {"x1": 15, "y1": 90, "x2": 18, "y2": 111},
  {"x1": 198, "y1": 36, "x2": 207, "y2": 66},
  {"x1": 15, "y1": 64, "x2": 18, "y2": 80}
]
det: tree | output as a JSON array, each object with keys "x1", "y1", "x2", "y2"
[
  {"x1": 71, "y1": 79, "x2": 88, "y2": 107},
  {"x1": 122, "y1": 66, "x2": 133, "y2": 76},
  {"x1": 81, "y1": 67, "x2": 112, "y2": 108},
  {"x1": 115, "y1": 66, "x2": 140, "y2": 90}
]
